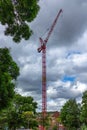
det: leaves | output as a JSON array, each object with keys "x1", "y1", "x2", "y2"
[
  {"x1": 80, "y1": 91, "x2": 87, "y2": 125},
  {"x1": 0, "y1": 0, "x2": 14, "y2": 25},
  {"x1": 60, "y1": 99, "x2": 80, "y2": 129},
  {"x1": 0, "y1": 48, "x2": 19, "y2": 110},
  {"x1": 0, "y1": 0, "x2": 40, "y2": 42},
  {"x1": 14, "y1": 94, "x2": 37, "y2": 113},
  {"x1": 7, "y1": 94, "x2": 38, "y2": 129}
]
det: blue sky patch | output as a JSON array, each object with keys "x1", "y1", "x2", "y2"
[{"x1": 62, "y1": 75, "x2": 76, "y2": 82}]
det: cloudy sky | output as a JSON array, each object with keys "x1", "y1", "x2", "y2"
[{"x1": 0, "y1": 0, "x2": 87, "y2": 112}]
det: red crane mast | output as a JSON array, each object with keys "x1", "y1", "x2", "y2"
[{"x1": 37, "y1": 9, "x2": 62, "y2": 128}]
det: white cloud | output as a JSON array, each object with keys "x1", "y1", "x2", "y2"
[
  {"x1": 0, "y1": 0, "x2": 87, "y2": 112},
  {"x1": 76, "y1": 81, "x2": 87, "y2": 93},
  {"x1": 71, "y1": 53, "x2": 87, "y2": 67}
]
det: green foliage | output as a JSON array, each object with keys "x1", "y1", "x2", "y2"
[
  {"x1": 14, "y1": 94, "x2": 37, "y2": 113},
  {"x1": 0, "y1": 109, "x2": 8, "y2": 129},
  {"x1": 0, "y1": 48, "x2": 19, "y2": 110},
  {"x1": 53, "y1": 125, "x2": 57, "y2": 130},
  {"x1": 80, "y1": 90, "x2": 87, "y2": 125},
  {"x1": 81, "y1": 124, "x2": 87, "y2": 130},
  {"x1": 7, "y1": 109, "x2": 22, "y2": 129},
  {"x1": 60, "y1": 99, "x2": 80, "y2": 130},
  {"x1": 7, "y1": 94, "x2": 38, "y2": 129},
  {"x1": 0, "y1": 0, "x2": 40, "y2": 42},
  {"x1": 22, "y1": 111, "x2": 38, "y2": 129}
]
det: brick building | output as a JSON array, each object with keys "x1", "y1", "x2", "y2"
[{"x1": 37, "y1": 111, "x2": 66, "y2": 130}]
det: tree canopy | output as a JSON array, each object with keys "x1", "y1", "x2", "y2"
[
  {"x1": 0, "y1": 48, "x2": 19, "y2": 110},
  {"x1": 80, "y1": 90, "x2": 87, "y2": 125},
  {"x1": 0, "y1": 0, "x2": 40, "y2": 42},
  {"x1": 14, "y1": 93, "x2": 37, "y2": 113},
  {"x1": 0, "y1": 94, "x2": 38, "y2": 129},
  {"x1": 7, "y1": 94, "x2": 38, "y2": 129},
  {"x1": 60, "y1": 99, "x2": 80, "y2": 130}
]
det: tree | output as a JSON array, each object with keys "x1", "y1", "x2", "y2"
[
  {"x1": 60, "y1": 99, "x2": 80, "y2": 130},
  {"x1": 14, "y1": 94, "x2": 37, "y2": 113},
  {"x1": 0, "y1": 0, "x2": 40, "y2": 42},
  {"x1": 80, "y1": 90, "x2": 87, "y2": 125},
  {"x1": 22, "y1": 111, "x2": 33, "y2": 129},
  {"x1": 22, "y1": 111, "x2": 38, "y2": 129},
  {"x1": 7, "y1": 94, "x2": 38, "y2": 129},
  {"x1": 0, "y1": 48, "x2": 19, "y2": 110},
  {"x1": 0, "y1": 109, "x2": 8, "y2": 129}
]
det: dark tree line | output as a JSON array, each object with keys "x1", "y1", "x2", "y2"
[
  {"x1": 0, "y1": 48, "x2": 38, "y2": 129},
  {"x1": 60, "y1": 91, "x2": 87, "y2": 130},
  {"x1": 0, "y1": 1, "x2": 40, "y2": 129},
  {"x1": 0, "y1": 48, "x2": 19, "y2": 110}
]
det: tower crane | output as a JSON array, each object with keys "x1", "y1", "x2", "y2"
[{"x1": 37, "y1": 9, "x2": 62, "y2": 129}]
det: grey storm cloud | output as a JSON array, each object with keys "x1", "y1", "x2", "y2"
[
  {"x1": 48, "y1": 86, "x2": 81, "y2": 99},
  {"x1": 18, "y1": 70, "x2": 42, "y2": 93},
  {"x1": 58, "y1": 0, "x2": 87, "y2": 44},
  {"x1": 0, "y1": 0, "x2": 87, "y2": 111},
  {"x1": 31, "y1": 0, "x2": 87, "y2": 47},
  {"x1": 18, "y1": 78, "x2": 41, "y2": 93}
]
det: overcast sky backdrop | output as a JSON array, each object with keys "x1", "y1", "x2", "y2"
[{"x1": 0, "y1": 0, "x2": 87, "y2": 112}]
